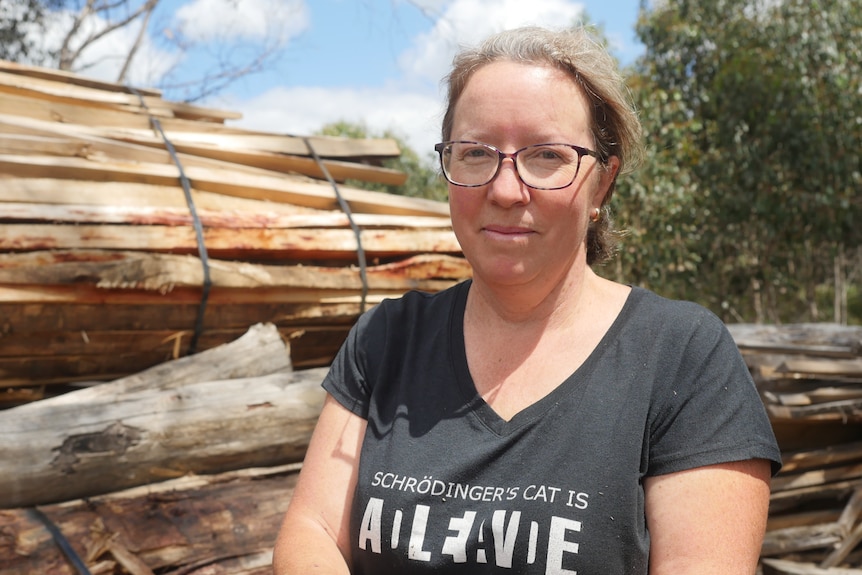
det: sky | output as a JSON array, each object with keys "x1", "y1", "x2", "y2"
[{"x1": 53, "y1": 0, "x2": 645, "y2": 160}]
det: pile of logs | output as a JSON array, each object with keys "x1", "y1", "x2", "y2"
[
  {"x1": 729, "y1": 323, "x2": 862, "y2": 574},
  {"x1": 0, "y1": 59, "x2": 470, "y2": 409},
  {"x1": 2, "y1": 322, "x2": 860, "y2": 574},
  {"x1": 0, "y1": 323, "x2": 314, "y2": 574}
]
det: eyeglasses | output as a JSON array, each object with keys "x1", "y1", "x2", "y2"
[{"x1": 434, "y1": 141, "x2": 602, "y2": 190}]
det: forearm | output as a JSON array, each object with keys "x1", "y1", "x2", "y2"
[{"x1": 273, "y1": 516, "x2": 351, "y2": 575}]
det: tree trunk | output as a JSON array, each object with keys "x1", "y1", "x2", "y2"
[
  {"x1": 0, "y1": 464, "x2": 299, "y2": 575},
  {"x1": 0, "y1": 323, "x2": 326, "y2": 509}
]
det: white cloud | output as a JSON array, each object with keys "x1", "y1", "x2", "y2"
[
  {"x1": 228, "y1": 85, "x2": 444, "y2": 158},
  {"x1": 174, "y1": 0, "x2": 309, "y2": 42},
  {"x1": 227, "y1": 0, "x2": 596, "y2": 157},
  {"x1": 399, "y1": 0, "x2": 587, "y2": 84},
  {"x1": 41, "y1": 9, "x2": 178, "y2": 87}
]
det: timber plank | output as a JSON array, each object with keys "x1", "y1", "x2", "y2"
[
  {"x1": 0, "y1": 178, "x2": 327, "y2": 212},
  {"x1": 0, "y1": 224, "x2": 461, "y2": 260},
  {"x1": 762, "y1": 558, "x2": 862, "y2": 574},
  {"x1": 0, "y1": 154, "x2": 449, "y2": 216},
  {"x1": 0, "y1": 59, "x2": 162, "y2": 96},
  {"x1": 0, "y1": 91, "x2": 402, "y2": 157},
  {"x1": 0, "y1": 301, "x2": 359, "y2": 333},
  {"x1": 0, "y1": 114, "x2": 408, "y2": 185},
  {"x1": 0, "y1": 283, "x2": 384, "y2": 305},
  {"x1": 0, "y1": 251, "x2": 469, "y2": 291},
  {"x1": 780, "y1": 442, "x2": 862, "y2": 474},
  {"x1": 771, "y1": 464, "x2": 862, "y2": 493},
  {"x1": 0, "y1": 201, "x2": 453, "y2": 228}
]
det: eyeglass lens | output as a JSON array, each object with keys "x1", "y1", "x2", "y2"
[{"x1": 439, "y1": 142, "x2": 584, "y2": 189}]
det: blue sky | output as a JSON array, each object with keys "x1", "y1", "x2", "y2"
[{"x1": 67, "y1": 0, "x2": 645, "y2": 158}]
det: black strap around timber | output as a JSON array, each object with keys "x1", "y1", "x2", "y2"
[
  {"x1": 30, "y1": 507, "x2": 93, "y2": 575},
  {"x1": 127, "y1": 87, "x2": 211, "y2": 354},
  {"x1": 303, "y1": 137, "x2": 369, "y2": 313}
]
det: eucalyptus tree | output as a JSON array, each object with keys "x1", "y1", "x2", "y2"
[{"x1": 618, "y1": 0, "x2": 861, "y2": 323}]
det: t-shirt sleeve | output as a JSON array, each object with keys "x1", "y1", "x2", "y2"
[
  {"x1": 321, "y1": 304, "x2": 383, "y2": 420},
  {"x1": 646, "y1": 306, "x2": 782, "y2": 477}
]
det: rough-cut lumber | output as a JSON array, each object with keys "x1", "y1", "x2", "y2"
[
  {"x1": 0, "y1": 323, "x2": 326, "y2": 508},
  {"x1": 0, "y1": 154, "x2": 448, "y2": 216},
  {"x1": 762, "y1": 559, "x2": 862, "y2": 575},
  {"x1": 0, "y1": 201, "x2": 452, "y2": 228},
  {"x1": 780, "y1": 442, "x2": 862, "y2": 475},
  {"x1": 0, "y1": 59, "x2": 162, "y2": 96},
  {"x1": 0, "y1": 464, "x2": 299, "y2": 575},
  {"x1": 762, "y1": 523, "x2": 846, "y2": 556},
  {"x1": 0, "y1": 68, "x2": 239, "y2": 122},
  {"x1": 0, "y1": 58, "x2": 462, "y2": 399},
  {"x1": 0, "y1": 90, "x2": 402, "y2": 158},
  {"x1": 0, "y1": 113, "x2": 408, "y2": 185},
  {"x1": 0, "y1": 251, "x2": 470, "y2": 291},
  {"x1": 0, "y1": 223, "x2": 460, "y2": 260}
]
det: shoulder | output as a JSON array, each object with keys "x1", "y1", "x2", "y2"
[
  {"x1": 626, "y1": 287, "x2": 731, "y2": 347},
  {"x1": 360, "y1": 281, "x2": 468, "y2": 330}
]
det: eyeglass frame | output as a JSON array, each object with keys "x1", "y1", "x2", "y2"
[{"x1": 434, "y1": 140, "x2": 604, "y2": 190}]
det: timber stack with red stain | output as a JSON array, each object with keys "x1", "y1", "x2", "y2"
[{"x1": 0, "y1": 58, "x2": 470, "y2": 408}]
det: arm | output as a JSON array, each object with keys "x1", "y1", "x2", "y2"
[
  {"x1": 644, "y1": 459, "x2": 772, "y2": 575},
  {"x1": 273, "y1": 394, "x2": 367, "y2": 574}
]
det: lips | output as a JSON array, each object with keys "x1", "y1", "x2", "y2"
[{"x1": 483, "y1": 224, "x2": 534, "y2": 234}]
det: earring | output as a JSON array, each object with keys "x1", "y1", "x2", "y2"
[{"x1": 590, "y1": 207, "x2": 601, "y2": 222}]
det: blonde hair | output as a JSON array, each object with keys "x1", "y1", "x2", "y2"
[{"x1": 441, "y1": 26, "x2": 644, "y2": 264}]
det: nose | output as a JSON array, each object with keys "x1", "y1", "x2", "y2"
[{"x1": 487, "y1": 156, "x2": 530, "y2": 206}]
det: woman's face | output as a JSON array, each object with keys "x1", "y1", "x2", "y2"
[{"x1": 448, "y1": 60, "x2": 618, "y2": 290}]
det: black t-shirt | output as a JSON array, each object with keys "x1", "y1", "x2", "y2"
[{"x1": 324, "y1": 281, "x2": 782, "y2": 574}]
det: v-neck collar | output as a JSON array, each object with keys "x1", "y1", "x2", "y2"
[{"x1": 448, "y1": 280, "x2": 643, "y2": 436}]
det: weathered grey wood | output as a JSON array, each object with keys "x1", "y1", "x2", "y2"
[
  {"x1": 780, "y1": 442, "x2": 862, "y2": 474},
  {"x1": 0, "y1": 324, "x2": 327, "y2": 508},
  {"x1": 0, "y1": 464, "x2": 299, "y2": 574},
  {"x1": 762, "y1": 558, "x2": 862, "y2": 575},
  {"x1": 761, "y1": 522, "x2": 845, "y2": 556}
]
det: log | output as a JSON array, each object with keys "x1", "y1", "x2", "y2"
[
  {"x1": 762, "y1": 558, "x2": 862, "y2": 575},
  {"x1": 0, "y1": 323, "x2": 327, "y2": 508},
  {"x1": 0, "y1": 464, "x2": 299, "y2": 575}
]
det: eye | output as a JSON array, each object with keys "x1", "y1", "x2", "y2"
[
  {"x1": 523, "y1": 145, "x2": 571, "y2": 166},
  {"x1": 539, "y1": 148, "x2": 564, "y2": 160},
  {"x1": 453, "y1": 143, "x2": 496, "y2": 164},
  {"x1": 462, "y1": 145, "x2": 493, "y2": 159}
]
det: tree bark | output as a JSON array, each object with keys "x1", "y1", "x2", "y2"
[
  {"x1": 0, "y1": 323, "x2": 326, "y2": 508},
  {"x1": 0, "y1": 464, "x2": 299, "y2": 575}
]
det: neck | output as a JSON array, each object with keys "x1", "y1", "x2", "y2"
[{"x1": 466, "y1": 263, "x2": 599, "y2": 330}]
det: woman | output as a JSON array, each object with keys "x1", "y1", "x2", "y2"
[{"x1": 273, "y1": 26, "x2": 781, "y2": 574}]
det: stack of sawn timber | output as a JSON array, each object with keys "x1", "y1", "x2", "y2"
[
  {"x1": 728, "y1": 323, "x2": 862, "y2": 575},
  {"x1": 0, "y1": 59, "x2": 470, "y2": 408}
]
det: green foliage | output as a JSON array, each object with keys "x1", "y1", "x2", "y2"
[
  {"x1": 0, "y1": 0, "x2": 63, "y2": 62},
  {"x1": 611, "y1": 0, "x2": 862, "y2": 324},
  {"x1": 316, "y1": 121, "x2": 448, "y2": 202}
]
